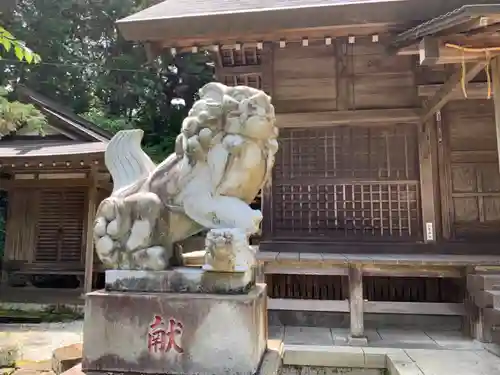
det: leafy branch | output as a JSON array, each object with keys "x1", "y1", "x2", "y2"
[
  {"x1": 0, "y1": 87, "x2": 48, "y2": 138},
  {"x1": 0, "y1": 25, "x2": 45, "y2": 137},
  {"x1": 0, "y1": 25, "x2": 40, "y2": 63}
]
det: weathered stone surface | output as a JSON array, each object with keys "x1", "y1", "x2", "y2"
[
  {"x1": 82, "y1": 284, "x2": 267, "y2": 375},
  {"x1": 105, "y1": 267, "x2": 255, "y2": 294},
  {"x1": 281, "y1": 366, "x2": 382, "y2": 375},
  {"x1": 11, "y1": 370, "x2": 54, "y2": 375},
  {"x1": 51, "y1": 344, "x2": 82, "y2": 375},
  {"x1": 60, "y1": 363, "x2": 82, "y2": 375},
  {"x1": 94, "y1": 83, "x2": 278, "y2": 271},
  {"x1": 0, "y1": 345, "x2": 19, "y2": 368}
]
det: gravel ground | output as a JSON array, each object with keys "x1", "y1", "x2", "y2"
[{"x1": 0, "y1": 321, "x2": 83, "y2": 363}]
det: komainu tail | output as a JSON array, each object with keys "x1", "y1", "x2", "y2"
[{"x1": 105, "y1": 130, "x2": 156, "y2": 195}]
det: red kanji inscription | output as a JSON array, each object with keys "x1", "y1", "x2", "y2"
[{"x1": 147, "y1": 315, "x2": 183, "y2": 354}]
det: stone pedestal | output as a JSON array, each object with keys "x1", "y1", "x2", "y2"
[
  {"x1": 105, "y1": 267, "x2": 255, "y2": 294},
  {"x1": 82, "y1": 284, "x2": 267, "y2": 375}
]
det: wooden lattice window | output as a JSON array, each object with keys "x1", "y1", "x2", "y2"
[
  {"x1": 222, "y1": 74, "x2": 262, "y2": 90},
  {"x1": 220, "y1": 47, "x2": 261, "y2": 66},
  {"x1": 35, "y1": 188, "x2": 86, "y2": 263},
  {"x1": 272, "y1": 125, "x2": 421, "y2": 240}
]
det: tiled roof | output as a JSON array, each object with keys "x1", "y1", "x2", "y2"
[
  {"x1": 117, "y1": 0, "x2": 496, "y2": 43},
  {"x1": 17, "y1": 86, "x2": 112, "y2": 142},
  {"x1": 0, "y1": 141, "x2": 107, "y2": 159},
  {"x1": 118, "y1": 0, "x2": 365, "y2": 21},
  {"x1": 392, "y1": 4, "x2": 500, "y2": 49}
]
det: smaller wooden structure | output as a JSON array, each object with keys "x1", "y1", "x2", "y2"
[{"x1": 0, "y1": 86, "x2": 111, "y2": 297}]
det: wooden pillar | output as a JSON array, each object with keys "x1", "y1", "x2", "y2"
[
  {"x1": 348, "y1": 265, "x2": 367, "y2": 344},
  {"x1": 418, "y1": 117, "x2": 440, "y2": 242},
  {"x1": 491, "y1": 58, "x2": 500, "y2": 174},
  {"x1": 83, "y1": 167, "x2": 98, "y2": 295},
  {"x1": 261, "y1": 42, "x2": 275, "y2": 240}
]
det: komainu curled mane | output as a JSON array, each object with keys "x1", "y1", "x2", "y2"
[{"x1": 93, "y1": 83, "x2": 278, "y2": 270}]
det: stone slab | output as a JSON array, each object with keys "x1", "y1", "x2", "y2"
[
  {"x1": 105, "y1": 267, "x2": 255, "y2": 294},
  {"x1": 82, "y1": 284, "x2": 267, "y2": 375},
  {"x1": 283, "y1": 345, "x2": 365, "y2": 368},
  {"x1": 0, "y1": 345, "x2": 19, "y2": 368},
  {"x1": 60, "y1": 364, "x2": 82, "y2": 375},
  {"x1": 51, "y1": 344, "x2": 82, "y2": 375}
]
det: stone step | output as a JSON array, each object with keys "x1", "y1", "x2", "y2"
[
  {"x1": 484, "y1": 290, "x2": 500, "y2": 310},
  {"x1": 471, "y1": 290, "x2": 495, "y2": 308},
  {"x1": 467, "y1": 273, "x2": 500, "y2": 292},
  {"x1": 52, "y1": 343, "x2": 82, "y2": 375}
]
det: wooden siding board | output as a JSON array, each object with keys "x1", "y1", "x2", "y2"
[
  {"x1": 442, "y1": 99, "x2": 500, "y2": 239},
  {"x1": 273, "y1": 42, "x2": 337, "y2": 112},
  {"x1": 272, "y1": 38, "x2": 418, "y2": 114},
  {"x1": 35, "y1": 188, "x2": 86, "y2": 263},
  {"x1": 3, "y1": 189, "x2": 39, "y2": 262}
]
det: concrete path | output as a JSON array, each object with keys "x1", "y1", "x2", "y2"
[
  {"x1": 275, "y1": 326, "x2": 485, "y2": 350},
  {"x1": 273, "y1": 326, "x2": 500, "y2": 375},
  {"x1": 404, "y1": 349, "x2": 500, "y2": 375},
  {"x1": 1, "y1": 322, "x2": 500, "y2": 374}
]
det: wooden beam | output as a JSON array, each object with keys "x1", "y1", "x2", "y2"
[
  {"x1": 421, "y1": 62, "x2": 486, "y2": 123},
  {"x1": 277, "y1": 108, "x2": 420, "y2": 128},
  {"x1": 156, "y1": 23, "x2": 390, "y2": 49},
  {"x1": 364, "y1": 301, "x2": 465, "y2": 316},
  {"x1": 2, "y1": 178, "x2": 92, "y2": 190},
  {"x1": 83, "y1": 167, "x2": 98, "y2": 295},
  {"x1": 217, "y1": 65, "x2": 262, "y2": 76},
  {"x1": 348, "y1": 265, "x2": 364, "y2": 339},
  {"x1": 418, "y1": 82, "x2": 491, "y2": 100},
  {"x1": 418, "y1": 118, "x2": 439, "y2": 243},
  {"x1": 268, "y1": 298, "x2": 350, "y2": 312},
  {"x1": 267, "y1": 299, "x2": 465, "y2": 315},
  {"x1": 419, "y1": 37, "x2": 499, "y2": 65},
  {"x1": 264, "y1": 265, "x2": 348, "y2": 276},
  {"x1": 260, "y1": 42, "x2": 274, "y2": 240},
  {"x1": 492, "y1": 57, "x2": 500, "y2": 175}
]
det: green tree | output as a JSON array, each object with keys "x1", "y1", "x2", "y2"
[
  {"x1": 0, "y1": 0, "x2": 214, "y2": 160},
  {"x1": 0, "y1": 24, "x2": 44, "y2": 257},
  {"x1": 0, "y1": 25, "x2": 40, "y2": 63},
  {"x1": 0, "y1": 25, "x2": 46, "y2": 137}
]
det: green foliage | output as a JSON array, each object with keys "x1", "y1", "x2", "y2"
[
  {"x1": 81, "y1": 106, "x2": 134, "y2": 135},
  {"x1": 1, "y1": 0, "x2": 214, "y2": 159},
  {"x1": 0, "y1": 25, "x2": 40, "y2": 64},
  {"x1": 0, "y1": 87, "x2": 47, "y2": 137},
  {"x1": 0, "y1": 24, "x2": 45, "y2": 137}
]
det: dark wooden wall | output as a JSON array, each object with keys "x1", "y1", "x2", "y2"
[
  {"x1": 214, "y1": 35, "x2": 500, "y2": 245},
  {"x1": 3, "y1": 178, "x2": 108, "y2": 268},
  {"x1": 440, "y1": 99, "x2": 500, "y2": 240},
  {"x1": 269, "y1": 37, "x2": 421, "y2": 241}
]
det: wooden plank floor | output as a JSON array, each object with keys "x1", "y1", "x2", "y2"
[{"x1": 258, "y1": 252, "x2": 500, "y2": 266}]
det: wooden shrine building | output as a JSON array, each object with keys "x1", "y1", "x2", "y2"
[
  {"x1": 0, "y1": 86, "x2": 111, "y2": 301},
  {"x1": 116, "y1": 0, "x2": 500, "y2": 343}
]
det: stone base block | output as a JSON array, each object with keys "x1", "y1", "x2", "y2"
[
  {"x1": 348, "y1": 336, "x2": 368, "y2": 346},
  {"x1": 82, "y1": 284, "x2": 267, "y2": 375},
  {"x1": 105, "y1": 267, "x2": 255, "y2": 294},
  {"x1": 52, "y1": 343, "x2": 82, "y2": 375}
]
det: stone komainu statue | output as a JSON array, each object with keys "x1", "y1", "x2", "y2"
[{"x1": 93, "y1": 83, "x2": 278, "y2": 270}]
